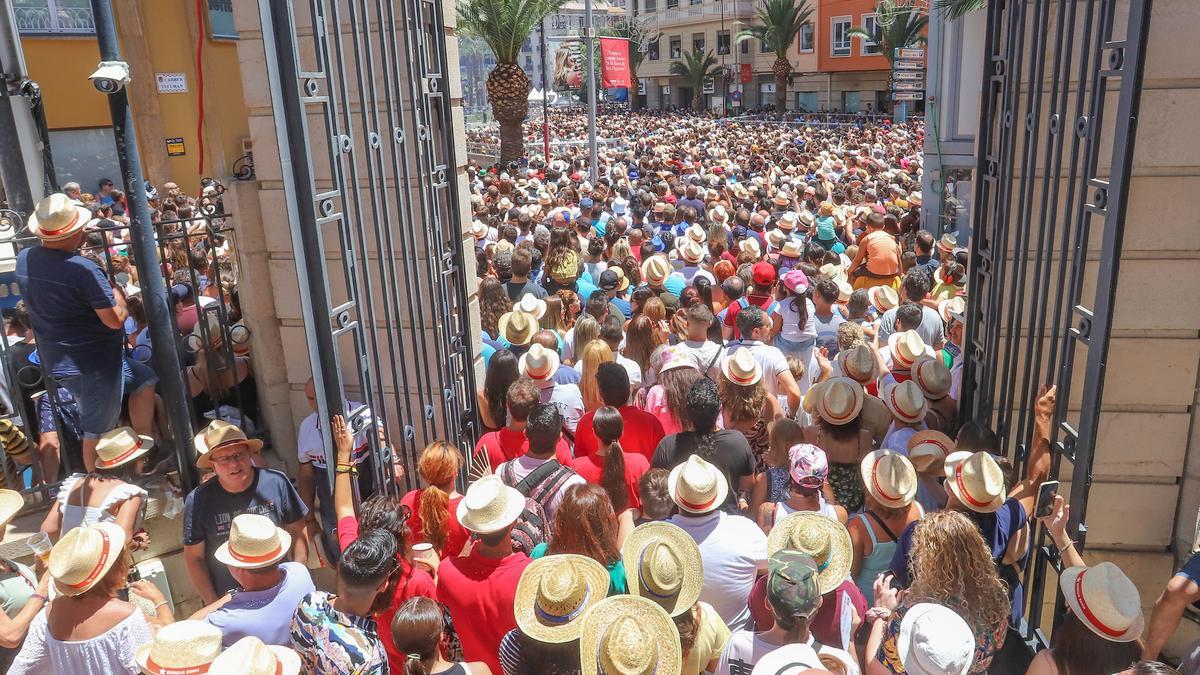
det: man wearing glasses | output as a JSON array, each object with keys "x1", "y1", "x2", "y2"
[{"x1": 183, "y1": 420, "x2": 309, "y2": 605}]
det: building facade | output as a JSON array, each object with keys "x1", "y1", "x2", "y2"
[{"x1": 816, "y1": 0, "x2": 891, "y2": 113}]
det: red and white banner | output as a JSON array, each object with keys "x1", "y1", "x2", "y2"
[
  {"x1": 599, "y1": 37, "x2": 631, "y2": 88},
  {"x1": 740, "y1": 63, "x2": 752, "y2": 84}
]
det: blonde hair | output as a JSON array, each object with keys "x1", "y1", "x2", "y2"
[
  {"x1": 579, "y1": 340, "x2": 615, "y2": 411},
  {"x1": 836, "y1": 322, "x2": 866, "y2": 352},
  {"x1": 767, "y1": 418, "x2": 804, "y2": 469},
  {"x1": 908, "y1": 510, "x2": 1011, "y2": 634},
  {"x1": 718, "y1": 375, "x2": 766, "y2": 426}
]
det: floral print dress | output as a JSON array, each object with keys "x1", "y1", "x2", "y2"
[{"x1": 290, "y1": 591, "x2": 388, "y2": 675}]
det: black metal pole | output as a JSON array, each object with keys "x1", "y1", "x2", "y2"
[
  {"x1": 539, "y1": 19, "x2": 551, "y2": 165},
  {"x1": 88, "y1": 0, "x2": 196, "y2": 488},
  {"x1": 0, "y1": 2, "x2": 33, "y2": 215}
]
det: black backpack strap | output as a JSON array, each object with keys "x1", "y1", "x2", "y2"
[
  {"x1": 514, "y1": 460, "x2": 563, "y2": 497},
  {"x1": 865, "y1": 509, "x2": 900, "y2": 542}
]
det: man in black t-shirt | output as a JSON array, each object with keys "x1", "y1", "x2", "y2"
[
  {"x1": 652, "y1": 378, "x2": 754, "y2": 513},
  {"x1": 505, "y1": 247, "x2": 547, "y2": 302}
]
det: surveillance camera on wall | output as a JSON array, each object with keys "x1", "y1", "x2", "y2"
[{"x1": 90, "y1": 61, "x2": 132, "y2": 94}]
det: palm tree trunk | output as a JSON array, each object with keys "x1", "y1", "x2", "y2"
[
  {"x1": 692, "y1": 90, "x2": 703, "y2": 112},
  {"x1": 629, "y1": 62, "x2": 640, "y2": 112},
  {"x1": 487, "y1": 63, "x2": 531, "y2": 165},
  {"x1": 775, "y1": 74, "x2": 788, "y2": 112}
]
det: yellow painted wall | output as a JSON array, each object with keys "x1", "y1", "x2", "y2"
[{"x1": 18, "y1": 5, "x2": 249, "y2": 195}]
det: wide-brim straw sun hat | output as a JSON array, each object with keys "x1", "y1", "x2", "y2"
[
  {"x1": 868, "y1": 285, "x2": 899, "y2": 313},
  {"x1": 780, "y1": 240, "x2": 803, "y2": 258},
  {"x1": 765, "y1": 229, "x2": 788, "y2": 250},
  {"x1": 938, "y1": 233, "x2": 958, "y2": 254},
  {"x1": 740, "y1": 238, "x2": 762, "y2": 258},
  {"x1": 519, "y1": 343, "x2": 560, "y2": 382},
  {"x1": 667, "y1": 455, "x2": 729, "y2": 515},
  {"x1": 642, "y1": 255, "x2": 672, "y2": 286},
  {"x1": 680, "y1": 239, "x2": 705, "y2": 265},
  {"x1": 515, "y1": 554, "x2": 611, "y2": 643},
  {"x1": 888, "y1": 330, "x2": 935, "y2": 370},
  {"x1": 860, "y1": 450, "x2": 918, "y2": 509},
  {"x1": 513, "y1": 293, "x2": 548, "y2": 319},
  {"x1": 95, "y1": 426, "x2": 154, "y2": 470},
  {"x1": 0, "y1": 489, "x2": 23, "y2": 529},
  {"x1": 49, "y1": 521, "x2": 128, "y2": 596},
  {"x1": 939, "y1": 296, "x2": 966, "y2": 323},
  {"x1": 28, "y1": 193, "x2": 92, "y2": 242},
  {"x1": 209, "y1": 636, "x2": 301, "y2": 675},
  {"x1": 897, "y1": 603, "x2": 975, "y2": 675},
  {"x1": 766, "y1": 512, "x2": 853, "y2": 595},
  {"x1": 908, "y1": 430, "x2": 955, "y2": 474},
  {"x1": 621, "y1": 522, "x2": 704, "y2": 617},
  {"x1": 579, "y1": 595, "x2": 682, "y2": 675},
  {"x1": 816, "y1": 377, "x2": 864, "y2": 426},
  {"x1": 1059, "y1": 561, "x2": 1145, "y2": 642},
  {"x1": 498, "y1": 310, "x2": 539, "y2": 346},
  {"x1": 457, "y1": 474, "x2": 526, "y2": 534},
  {"x1": 836, "y1": 344, "x2": 879, "y2": 385},
  {"x1": 135, "y1": 620, "x2": 224, "y2": 675},
  {"x1": 214, "y1": 513, "x2": 292, "y2": 569},
  {"x1": 722, "y1": 349, "x2": 763, "y2": 387},
  {"x1": 943, "y1": 451, "x2": 1006, "y2": 514},
  {"x1": 194, "y1": 419, "x2": 264, "y2": 469},
  {"x1": 912, "y1": 356, "x2": 952, "y2": 401},
  {"x1": 881, "y1": 380, "x2": 928, "y2": 425}
]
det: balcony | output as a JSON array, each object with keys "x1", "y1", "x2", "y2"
[
  {"x1": 14, "y1": 0, "x2": 95, "y2": 34},
  {"x1": 644, "y1": 0, "x2": 757, "y2": 29}
]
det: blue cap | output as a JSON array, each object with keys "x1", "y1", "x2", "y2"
[
  {"x1": 651, "y1": 235, "x2": 665, "y2": 252},
  {"x1": 580, "y1": 197, "x2": 594, "y2": 209}
]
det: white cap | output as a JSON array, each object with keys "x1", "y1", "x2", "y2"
[{"x1": 898, "y1": 603, "x2": 975, "y2": 675}]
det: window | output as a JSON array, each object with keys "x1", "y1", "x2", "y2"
[
  {"x1": 796, "y1": 91, "x2": 817, "y2": 111},
  {"x1": 843, "y1": 90, "x2": 861, "y2": 112},
  {"x1": 740, "y1": 39, "x2": 749, "y2": 55},
  {"x1": 48, "y1": 128, "x2": 121, "y2": 193},
  {"x1": 690, "y1": 0, "x2": 702, "y2": 5},
  {"x1": 14, "y1": 0, "x2": 94, "y2": 33},
  {"x1": 831, "y1": 16, "x2": 851, "y2": 57},
  {"x1": 644, "y1": 0, "x2": 656, "y2": 10},
  {"x1": 717, "y1": 30, "x2": 730, "y2": 55},
  {"x1": 648, "y1": 38, "x2": 661, "y2": 61},
  {"x1": 798, "y1": 22, "x2": 814, "y2": 53},
  {"x1": 760, "y1": 37, "x2": 771, "y2": 53},
  {"x1": 692, "y1": 33, "x2": 705, "y2": 53},
  {"x1": 860, "y1": 14, "x2": 880, "y2": 55},
  {"x1": 666, "y1": 0, "x2": 678, "y2": 8},
  {"x1": 670, "y1": 36, "x2": 682, "y2": 59}
]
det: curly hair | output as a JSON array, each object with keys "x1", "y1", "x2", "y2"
[
  {"x1": 554, "y1": 289, "x2": 578, "y2": 330},
  {"x1": 478, "y1": 276, "x2": 509, "y2": 338},
  {"x1": 547, "y1": 483, "x2": 620, "y2": 567},
  {"x1": 718, "y1": 375, "x2": 767, "y2": 427},
  {"x1": 908, "y1": 510, "x2": 1010, "y2": 636},
  {"x1": 415, "y1": 441, "x2": 462, "y2": 553}
]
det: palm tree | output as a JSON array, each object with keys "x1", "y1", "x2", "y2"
[
  {"x1": 735, "y1": 0, "x2": 814, "y2": 112},
  {"x1": 457, "y1": 0, "x2": 569, "y2": 164},
  {"x1": 669, "y1": 49, "x2": 721, "y2": 112},
  {"x1": 847, "y1": 5, "x2": 928, "y2": 66},
  {"x1": 934, "y1": 0, "x2": 985, "y2": 21}
]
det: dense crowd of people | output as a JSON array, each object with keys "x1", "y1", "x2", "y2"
[{"x1": 0, "y1": 109, "x2": 1188, "y2": 675}]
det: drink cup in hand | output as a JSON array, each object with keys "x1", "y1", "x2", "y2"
[{"x1": 28, "y1": 533, "x2": 52, "y2": 565}]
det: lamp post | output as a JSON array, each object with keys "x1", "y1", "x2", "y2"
[{"x1": 585, "y1": 0, "x2": 599, "y2": 182}]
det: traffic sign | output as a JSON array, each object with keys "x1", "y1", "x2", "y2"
[
  {"x1": 894, "y1": 47, "x2": 925, "y2": 60},
  {"x1": 894, "y1": 71, "x2": 924, "y2": 81},
  {"x1": 894, "y1": 60, "x2": 924, "y2": 70},
  {"x1": 892, "y1": 81, "x2": 923, "y2": 91},
  {"x1": 893, "y1": 91, "x2": 923, "y2": 101}
]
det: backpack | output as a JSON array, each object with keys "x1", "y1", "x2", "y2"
[{"x1": 499, "y1": 459, "x2": 578, "y2": 555}]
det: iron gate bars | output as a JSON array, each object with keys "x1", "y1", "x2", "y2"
[
  {"x1": 259, "y1": 0, "x2": 479, "y2": 492},
  {"x1": 960, "y1": 0, "x2": 1151, "y2": 651}
]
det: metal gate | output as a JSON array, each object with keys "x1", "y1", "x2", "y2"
[
  {"x1": 257, "y1": 0, "x2": 478, "y2": 491},
  {"x1": 959, "y1": 0, "x2": 1152, "y2": 651}
]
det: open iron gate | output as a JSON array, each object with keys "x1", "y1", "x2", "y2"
[
  {"x1": 959, "y1": 0, "x2": 1151, "y2": 652},
  {"x1": 258, "y1": 0, "x2": 478, "y2": 493}
]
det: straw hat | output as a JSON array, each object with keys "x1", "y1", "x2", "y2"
[
  {"x1": 815, "y1": 377, "x2": 863, "y2": 426},
  {"x1": 515, "y1": 554, "x2": 611, "y2": 643},
  {"x1": 135, "y1": 620, "x2": 224, "y2": 675},
  {"x1": 943, "y1": 451, "x2": 1006, "y2": 514},
  {"x1": 837, "y1": 345, "x2": 879, "y2": 385},
  {"x1": 679, "y1": 239, "x2": 704, "y2": 265},
  {"x1": 519, "y1": 343, "x2": 560, "y2": 382},
  {"x1": 881, "y1": 380, "x2": 928, "y2": 424},
  {"x1": 777, "y1": 212, "x2": 799, "y2": 231},
  {"x1": 939, "y1": 296, "x2": 966, "y2": 323},
  {"x1": 621, "y1": 522, "x2": 703, "y2": 617},
  {"x1": 457, "y1": 474, "x2": 526, "y2": 534},
  {"x1": 888, "y1": 330, "x2": 934, "y2": 370},
  {"x1": 685, "y1": 223, "x2": 707, "y2": 244},
  {"x1": 859, "y1": 394, "x2": 893, "y2": 446},
  {"x1": 0, "y1": 490, "x2": 22, "y2": 529},
  {"x1": 470, "y1": 220, "x2": 489, "y2": 240},
  {"x1": 214, "y1": 513, "x2": 292, "y2": 569},
  {"x1": 860, "y1": 450, "x2": 918, "y2": 509},
  {"x1": 210, "y1": 636, "x2": 301, "y2": 675},
  {"x1": 798, "y1": 210, "x2": 815, "y2": 228},
  {"x1": 868, "y1": 285, "x2": 899, "y2": 313},
  {"x1": 498, "y1": 310, "x2": 539, "y2": 346},
  {"x1": 765, "y1": 229, "x2": 788, "y2": 250},
  {"x1": 780, "y1": 240, "x2": 803, "y2": 259},
  {"x1": 641, "y1": 255, "x2": 671, "y2": 286},
  {"x1": 912, "y1": 356, "x2": 952, "y2": 400},
  {"x1": 722, "y1": 349, "x2": 762, "y2": 387},
  {"x1": 667, "y1": 455, "x2": 728, "y2": 515},
  {"x1": 897, "y1": 603, "x2": 975, "y2": 675},
  {"x1": 95, "y1": 426, "x2": 154, "y2": 470},
  {"x1": 766, "y1": 512, "x2": 853, "y2": 594},
  {"x1": 49, "y1": 521, "x2": 127, "y2": 596},
  {"x1": 739, "y1": 237, "x2": 762, "y2": 258},
  {"x1": 836, "y1": 279, "x2": 853, "y2": 303},
  {"x1": 1060, "y1": 562, "x2": 1145, "y2": 642},
  {"x1": 819, "y1": 263, "x2": 846, "y2": 282},
  {"x1": 28, "y1": 193, "x2": 91, "y2": 242},
  {"x1": 579, "y1": 595, "x2": 682, "y2": 675},
  {"x1": 938, "y1": 233, "x2": 958, "y2": 255},
  {"x1": 498, "y1": 197, "x2": 514, "y2": 210},
  {"x1": 772, "y1": 193, "x2": 791, "y2": 208},
  {"x1": 194, "y1": 419, "x2": 263, "y2": 469},
  {"x1": 513, "y1": 293, "x2": 547, "y2": 319},
  {"x1": 908, "y1": 430, "x2": 955, "y2": 474}
]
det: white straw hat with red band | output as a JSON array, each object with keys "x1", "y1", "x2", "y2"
[
  {"x1": 860, "y1": 449, "x2": 918, "y2": 509},
  {"x1": 668, "y1": 455, "x2": 729, "y2": 515},
  {"x1": 209, "y1": 636, "x2": 301, "y2": 675},
  {"x1": 214, "y1": 513, "x2": 292, "y2": 569},
  {"x1": 95, "y1": 426, "x2": 154, "y2": 470},
  {"x1": 881, "y1": 380, "x2": 928, "y2": 425},
  {"x1": 28, "y1": 193, "x2": 92, "y2": 242},
  {"x1": 908, "y1": 430, "x2": 955, "y2": 473},
  {"x1": 721, "y1": 349, "x2": 763, "y2": 387},
  {"x1": 816, "y1": 377, "x2": 864, "y2": 426},
  {"x1": 911, "y1": 356, "x2": 953, "y2": 401},
  {"x1": 943, "y1": 451, "x2": 1006, "y2": 514},
  {"x1": 1059, "y1": 561, "x2": 1145, "y2": 643},
  {"x1": 135, "y1": 620, "x2": 224, "y2": 675},
  {"x1": 49, "y1": 521, "x2": 128, "y2": 596},
  {"x1": 888, "y1": 330, "x2": 934, "y2": 370},
  {"x1": 519, "y1": 343, "x2": 560, "y2": 382}
]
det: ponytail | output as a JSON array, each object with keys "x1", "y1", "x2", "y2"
[
  {"x1": 418, "y1": 484, "x2": 449, "y2": 552},
  {"x1": 592, "y1": 406, "x2": 628, "y2": 512},
  {"x1": 404, "y1": 652, "x2": 430, "y2": 675},
  {"x1": 416, "y1": 441, "x2": 462, "y2": 553}
]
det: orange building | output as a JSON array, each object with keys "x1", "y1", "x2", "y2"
[{"x1": 816, "y1": 0, "x2": 892, "y2": 113}]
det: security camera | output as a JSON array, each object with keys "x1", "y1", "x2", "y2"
[{"x1": 89, "y1": 61, "x2": 131, "y2": 94}]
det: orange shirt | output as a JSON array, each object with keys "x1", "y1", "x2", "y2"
[{"x1": 862, "y1": 230, "x2": 902, "y2": 276}]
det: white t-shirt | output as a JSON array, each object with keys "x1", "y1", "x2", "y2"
[
  {"x1": 779, "y1": 297, "x2": 819, "y2": 345},
  {"x1": 881, "y1": 421, "x2": 925, "y2": 454},
  {"x1": 297, "y1": 401, "x2": 371, "y2": 469},
  {"x1": 715, "y1": 631, "x2": 860, "y2": 675},
  {"x1": 669, "y1": 511, "x2": 767, "y2": 631},
  {"x1": 538, "y1": 382, "x2": 584, "y2": 433},
  {"x1": 615, "y1": 353, "x2": 644, "y2": 389},
  {"x1": 723, "y1": 341, "x2": 791, "y2": 398},
  {"x1": 683, "y1": 339, "x2": 723, "y2": 380}
]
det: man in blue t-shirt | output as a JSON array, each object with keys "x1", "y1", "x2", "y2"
[{"x1": 16, "y1": 194, "x2": 157, "y2": 472}]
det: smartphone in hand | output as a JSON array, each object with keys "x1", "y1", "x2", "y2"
[{"x1": 1035, "y1": 480, "x2": 1060, "y2": 519}]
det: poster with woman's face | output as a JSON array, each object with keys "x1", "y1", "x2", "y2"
[{"x1": 551, "y1": 39, "x2": 584, "y2": 91}]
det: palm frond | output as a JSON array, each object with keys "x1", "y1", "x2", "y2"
[
  {"x1": 734, "y1": 0, "x2": 813, "y2": 59},
  {"x1": 933, "y1": 0, "x2": 985, "y2": 22},
  {"x1": 668, "y1": 49, "x2": 720, "y2": 89},
  {"x1": 456, "y1": 0, "x2": 570, "y2": 64}
]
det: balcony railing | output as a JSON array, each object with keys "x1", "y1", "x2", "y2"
[
  {"x1": 14, "y1": 2, "x2": 95, "y2": 34},
  {"x1": 645, "y1": 0, "x2": 757, "y2": 26}
]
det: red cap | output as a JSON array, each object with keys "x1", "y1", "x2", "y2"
[{"x1": 752, "y1": 261, "x2": 777, "y2": 286}]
